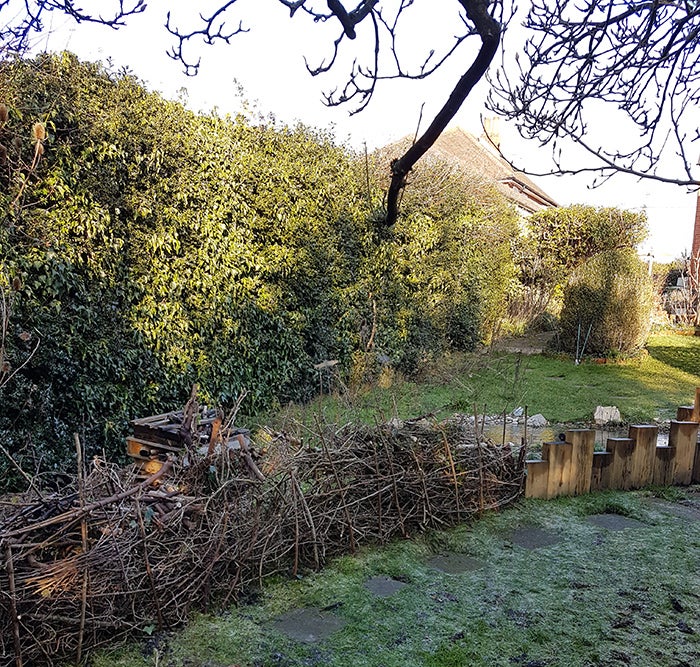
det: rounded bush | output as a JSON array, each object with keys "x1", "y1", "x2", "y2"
[{"x1": 558, "y1": 249, "x2": 654, "y2": 357}]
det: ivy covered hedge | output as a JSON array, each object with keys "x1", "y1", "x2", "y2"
[{"x1": 0, "y1": 53, "x2": 518, "y2": 487}]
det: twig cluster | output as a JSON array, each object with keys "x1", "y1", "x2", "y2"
[{"x1": 0, "y1": 414, "x2": 524, "y2": 666}]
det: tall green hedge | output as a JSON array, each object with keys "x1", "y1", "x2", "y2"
[{"x1": 0, "y1": 52, "x2": 518, "y2": 487}]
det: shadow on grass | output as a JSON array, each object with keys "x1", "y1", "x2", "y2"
[{"x1": 646, "y1": 343, "x2": 700, "y2": 376}]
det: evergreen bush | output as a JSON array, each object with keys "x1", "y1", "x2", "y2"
[
  {"x1": 558, "y1": 249, "x2": 654, "y2": 357},
  {"x1": 0, "y1": 52, "x2": 519, "y2": 486}
]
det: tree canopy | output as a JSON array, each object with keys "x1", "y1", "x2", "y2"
[
  {"x1": 8, "y1": 1, "x2": 696, "y2": 226},
  {"x1": 488, "y1": 0, "x2": 700, "y2": 188}
]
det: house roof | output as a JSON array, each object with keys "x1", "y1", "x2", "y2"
[{"x1": 386, "y1": 127, "x2": 558, "y2": 214}]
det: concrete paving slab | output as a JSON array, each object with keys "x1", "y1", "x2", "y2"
[
  {"x1": 587, "y1": 513, "x2": 646, "y2": 531},
  {"x1": 427, "y1": 553, "x2": 485, "y2": 574},
  {"x1": 271, "y1": 607, "x2": 346, "y2": 643},
  {"x1": 508, "y1": 526, "x2": 561, "y2": 549},
  {"x1": 644, "y1": 498, "x2": 700, "y2": 522},
  {"x1": 364, "y1": 575, "x2": 408, "y2": 597}
]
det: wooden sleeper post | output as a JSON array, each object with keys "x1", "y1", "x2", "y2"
[
  {"x1": 628, "y1": 425, "x2": 658, "y2": 489},
  {"x1": 590, "y1": 451, "x2": 611, "y2": 492},
  {"x1": 525, "y1": 460, "x2": 549, "y2": 499},
  {"x1": 669, "y1": 420, "x2": 700, "y2": 485},
  {"x1": 653, "y1": 446, "x2": 676, "y2": 486},
  {"x1": 566, "y1": 429, "x2": 595, "y2": 495},
  {"x1": 541, "y1": 440, "x2": 574, "y2": 498},
  {"x1": 604, "y1": 438, "x2": 635, "y2": 490}
]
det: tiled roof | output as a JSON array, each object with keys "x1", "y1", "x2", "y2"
[{"x1": 383, "y1": 127, "x2": 558, "y2": 214}]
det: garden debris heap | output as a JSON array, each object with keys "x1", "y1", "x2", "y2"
[{"x1": 0, "y1": 408, "x2": 524, "y2": 667}]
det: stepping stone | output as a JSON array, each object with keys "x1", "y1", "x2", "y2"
[
  {"x1": 272, "y1": 607, "x2": 346, "y2": 643},
  {"x1": 364, "y1": 575, "x2": 408, "y2": 597},
  {"x1": 645, "y1": 499, "x2": 700, "y2": 522},
  {"x1": 587, "y1": 513, "x2": 646, "y2": 531},
  {"x1": 428, "y1": 553, "x2": 485, "y2": 574},
  {"x1": 508, "y1": 526, "x2": 561, "y2": 549}
]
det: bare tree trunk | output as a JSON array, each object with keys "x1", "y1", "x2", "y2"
[{"x1": 385, "y1": 0, "x2": 500, "y2": 226}]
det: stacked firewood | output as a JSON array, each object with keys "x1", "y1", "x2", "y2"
[{"x1": 0, "y1": 411, "x2": 524, "y2": 666}]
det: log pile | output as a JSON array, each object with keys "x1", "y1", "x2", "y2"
[{"x1": 1, "y1": 413, "x2": 524, "y2": 666}]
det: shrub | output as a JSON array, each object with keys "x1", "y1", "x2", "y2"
[
  {"x1": 510, "y1": 205, "x2": 648, "y2": 330},
  {"x1": 0, "y1": 52, "x2": 521, "y2": 486},
  {"x1": 558, "y1": 249, "x2": 654, "y2": 357},
  {"x1": 364, "y1": 151, "x2": 519, "y2": 369}
]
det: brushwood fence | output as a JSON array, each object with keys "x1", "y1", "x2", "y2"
[{"x1": 0, "y1": 416, "x2": 524, "y2": 667}]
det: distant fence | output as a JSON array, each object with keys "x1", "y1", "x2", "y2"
[{"x1": 525, "y1": 388, "x2": 700, "y2": 499}]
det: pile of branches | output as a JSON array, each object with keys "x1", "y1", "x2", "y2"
[{"x1": 0, "y1": 415, "x2": 525, "y2": 666}]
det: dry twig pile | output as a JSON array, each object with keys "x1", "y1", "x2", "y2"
[{"x1": 1, "y1": 415, "x2": 524, "y2": 666}]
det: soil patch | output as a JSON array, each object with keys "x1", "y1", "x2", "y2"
[{"x1": 271, "y1": 607, "x2": 346, "y2": 643}]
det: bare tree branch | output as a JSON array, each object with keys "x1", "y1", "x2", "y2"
[
  {"x1": 488, "y1": 0, "x2": 700, "y2": 187},
  {"x1": 0, "y1": 1, "x2": 146, "y2": 57},
  {"x1": 386, "y1": 0, "x2": 501, "y2": 226},
  {"x1": 7, "y1": 1, "x2": 698, "y2": 221}
]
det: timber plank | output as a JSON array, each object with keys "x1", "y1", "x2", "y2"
[
  {"x1": 525, "y1": 460, "x2": 549, "y2": 499},
  {"x1": 653, "y1": 446, "x2": 676, "y2": 486},
  {"x1": 542, "y1": 441, "x2": 574, "y2": 498},
  {"x1": 591, "y1": 451, "x2": 611, "y2": 491},
  {"x1": 669, "y1": 420, "x2": 700, "y2": 485},
  {"x1": 605, "y1": 438, "x2": 635, "y2": 490}
]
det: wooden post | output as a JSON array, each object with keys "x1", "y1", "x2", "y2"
[
  {"x1": 525, "y1": 460, "x2": 550, "y2": 499},
  {"x1": 566, "y1": 429, "x2": 595, "y2": 495},
  {"x1": 653, "y1": 446, "x2": 676, "y2": 486},
  {"x1": 677, "y1": 406, "x2": 695, "y2": 421},
  {"x1": 669, "y1": 420, "x2": 700, "y2": 485},
  {"x1": 542, "y1": 440, "x2": 574, "y2": 498},
  {"x1": 693, "y1": 387, "x2": 700, "y2": 422},
  {"x1": 605, "y1": 438, "x2": 635, "y2": 490},
  {"x1": 628, "y1": 425, "x2": 658, "y2": 488},
  {"x1": 590, "y1": 451, "x2": 611, "y2": 492}
]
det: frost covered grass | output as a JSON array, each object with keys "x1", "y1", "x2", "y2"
[{"x1": 93, "y1": 488, "x2": 700, "y2": 667}]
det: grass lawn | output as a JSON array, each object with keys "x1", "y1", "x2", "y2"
[
  {"x1": 94, "y1": 488, "x2": 700, "y2": 667},
  {"x1": 272, "y1": 331, "x2": 700, "y2": 428},
  {"x1": 88, "y1": 331, "x2": 700, "y2": 667}
]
